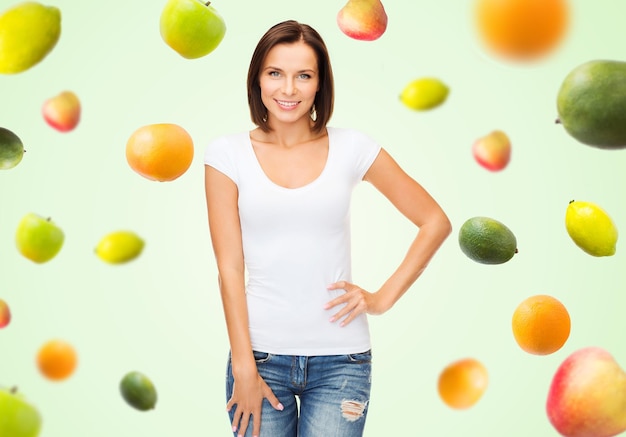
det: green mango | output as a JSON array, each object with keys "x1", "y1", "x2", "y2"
[{"x1": 556, "y1": 60, "x2": 626, "y2": 149}]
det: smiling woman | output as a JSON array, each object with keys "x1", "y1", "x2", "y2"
[{"x1": 203, "y1": 19, "x2": 451, "y2": 437}]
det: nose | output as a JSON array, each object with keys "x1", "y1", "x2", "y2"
[{"x1": 282, "y1": 77, "x2": 296, "y2": 95}]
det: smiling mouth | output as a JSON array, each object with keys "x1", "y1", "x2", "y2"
[{"x1": 275, "y1": 99, "x2": 300, "y2": 109}]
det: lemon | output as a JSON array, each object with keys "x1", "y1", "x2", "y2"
[
  {"x1": 95, "y1": 230, "x2": 144, "y2": 264},
  {"x1": 399, "y1": 77, "x2": 449, "y2": 111},
  {"x1": 459, "y1": 216, "x2": 517, "y2": 264},
  {"x1": 120, "y1": 371, "x2": 157, "y2": 411},
  {"x1": 565, "y1": 200, "x2": 617, "y2": 256},
  {"x1": 0, "y1": 1, "x2": 61, "y2": 74}
]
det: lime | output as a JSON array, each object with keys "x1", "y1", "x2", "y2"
[
  {"x1": 95, "y1": 230, "x2": 144, "y2": 264},
  {"x1": 0, "y1": 127, "x2": 24, "y2": 169},
  {"x1": 0, "y1": 1, "x2": 61, "y2": 74},
  {"x1": 459, "y1": 216, "x2": 517, "y2": 264},
  {"x1": 565, "y1": 200, "x2": 617, "y2": 256},
  {"x1": 399, "y1": 77, "x2": 449, "y2": 111},
  {"x1": 120, "y1": 371, "x2": 157, "y2": 411}
]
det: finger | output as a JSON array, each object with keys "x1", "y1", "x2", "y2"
[
  {"x1": 324, "y1": 294, "x2": 348, "y2": 310},
  {"x1": 263, "y1": 386, "x2": 284, "y2": 411},
  {"x1": 251, "y1": 408, "x2": 261, "y2": 437},
  {"x1": 238, "y1": 412, "x2": 251, "y2": 437},
  {"x1": 226, "y1": 396, "x2": 235, "y2": 412},
  {"x1": 330, "y1": 304, "x2": 353, "y2": 323},
  {"x1": 327, "y1": 280, "x2": 350, "y2": 291},
  {"x1": 231, "y1": 406, "x2": 242, "y2": 434}
]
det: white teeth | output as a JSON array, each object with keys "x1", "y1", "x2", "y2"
[{"x1": 277, "y1": 100, "x2": 298, "y2": 107}]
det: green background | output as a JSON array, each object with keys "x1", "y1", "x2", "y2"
[{"x1": 1, "y1": 0, "x2": 625, "y2": 435}]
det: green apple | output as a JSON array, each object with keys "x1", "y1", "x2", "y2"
[
  {"x1": 0, "y1": 386, "x2": 42, "y2": 437},
  {"x1": 15, "y1": 213, "x2": 64, "y2": 263},
  {"x1": 0, "y1": 127, "x2": 24, "y2": 170},
  {"x1": 159, "y1": 0, "x2": 226, "y2": 59}
]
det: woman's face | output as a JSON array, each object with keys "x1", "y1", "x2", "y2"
[{"x1": 259, "y1": 41, "x2": 319, "y2": 128}]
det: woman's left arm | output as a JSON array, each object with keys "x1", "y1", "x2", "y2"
[{"x1": 326, "y1": 148, "x2": 452, "y2": 326}]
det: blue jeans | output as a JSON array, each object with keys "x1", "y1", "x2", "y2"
[{"x1": 226, "y1": 349, "x2": 372, "y2": 437}]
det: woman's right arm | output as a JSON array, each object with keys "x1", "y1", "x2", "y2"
[{"x1": 204, "y1": 165, "x2": 282, "y2": 437}]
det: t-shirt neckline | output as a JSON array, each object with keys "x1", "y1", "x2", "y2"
[{"x1": 246, "y1": 127, "x2": 333, "y2": 191}]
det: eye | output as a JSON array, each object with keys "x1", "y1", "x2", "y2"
[
  {"x1": 298, "y1": 73, "x2": 311, "y2": 79},
  {"x1": 268, "y1": 71, "x2": 280, "y2": 77}
]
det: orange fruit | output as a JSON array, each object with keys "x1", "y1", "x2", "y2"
[
  {"x1": 438, "y1": 358, "x2": 488, "y2": 409},
  {"x1": 512, "y1": 294, "x2": 571, "y2": 355},
  {"x1": 36, "y1": 339, "x2": 77, "y2": 381},
  {"x1": 475, "y1": 0, "x2": 569, "y2": 61},
  {"x1": 125, "y1": 123, "x2": 194, "y2": 182}
]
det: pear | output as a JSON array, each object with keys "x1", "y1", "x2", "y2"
[
  {"x1": 547, "y1": 346, "x2": 626, "y2": 437},
  {"x1": 0, "y1": 1, "x2": 61, "y2": 74},
  {"x1": 337, "y1": 0, "x2": 388, "y2": 41}
]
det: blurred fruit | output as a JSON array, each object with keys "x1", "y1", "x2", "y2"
[
  {"x1": 399, "y1": 77, "x2": 449, "y2": 111},
  {"x1": 126, "y1": 123, "x2": 194, "y2": 182},
  {"x1": 95, "y1": 230, "x2": 144, "y2": 264},
  {"x1": 556, "y1": 60, "x2": 626, "y2": 149},
  {"x1": 438, "y1": 358, "x2": 488, "y2": 409},
  {"x1": 512, "y1": 294, "x2": 570, "y2": 355},
  {"x1": 160, "y1": 0, "x2": 226, "y2": 59},
  {"x1": 0, "y1": 127, "x2": 24, "y2": 170},
  {"x1": 472, "y1": 130, "x2": 511, "y2": 171},
  {"x1": 15, "y1": 213, "x2": 64, "y2": 263},
  {"x1": 565, "y1": 200, "x2": 618, "y2": 257},
  {"x1": 120, "y1": 371, "x2": 157, "y2": 411},
  {"x1": 36, "y1": 339, "x2": 77, "y2": 381},
  {"x1": 42, "y1": 90, "x2": 80, "y2": 132},
  {"x1": 0, "y1": 386, "x2": 42, "y2": 437},
  {"x1": 547, "y1": 346, "x2": 626, "y2": 437},
  {"x1": 337, "y1": 0, "x2": 387, "y2": 41},
  {"x1": 474, "y1": 0, "x2": 568, "y2": 61},
  {"x1": 0, "y1": 299, "x2": 11, "y2": 328},
  {"x1": 458, "y1": 216, "x2": 517, "y2": 264},
  {"x1": 0, "y1": 1, "x2": 61, "y2": 74}
]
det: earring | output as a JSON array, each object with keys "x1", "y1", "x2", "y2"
[
  {"x1": 262, "y1": 112, "x2": 268, "y2": 123},
  {"x1": 310, "y1": 104, "x2": 317, "y2": 122}
]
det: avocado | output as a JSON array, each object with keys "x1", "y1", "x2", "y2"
[{"x1": 556, "y1": 60, "x2": 626, "y2": 149}]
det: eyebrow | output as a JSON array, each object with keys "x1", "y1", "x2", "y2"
[{"x1": 263, "y1": 66, "x2": 317, "y2": 74}]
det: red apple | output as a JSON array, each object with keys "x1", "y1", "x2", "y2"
[
  {"x1": 0, "y1": 299, "x2": 10, "y2": 328},
  {"x1": 547, "y1": 346, "x2": 626, "y2": 437},
  {"x1": 42, "y1": 91, "x2": 81, "y2": 132},
  {"x1": 472, "y1": 130, "x2": 511, "y2": 171}
]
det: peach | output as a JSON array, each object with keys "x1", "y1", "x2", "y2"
[
  {"x1": 42, "y1": 90, "x2": 81, "y2": 132},
  {"x1": 547, "y1": 346, "x2": 626, "y2": 437},
  {"x1": 337, "y1": 0, "x2": 387, "y2": 41},
  {"x1": 472, "y1": 130, "x2": 511, "y2": 171}
]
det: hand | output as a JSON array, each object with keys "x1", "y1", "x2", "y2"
[
  {"x1": 227, "y1": 370, "x2": 283, "y2": 437},
  {"x1": 325, "y1": 281, "x2": 385, "y2": 327}
]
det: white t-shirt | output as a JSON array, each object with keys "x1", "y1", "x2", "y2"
[{"x1": 204, "y1": 126, "x2": 381, "y2": 355}]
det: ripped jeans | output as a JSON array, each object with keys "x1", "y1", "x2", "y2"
[{"x1": 226, "y1": 349, "x2": 372, "y2": 437}]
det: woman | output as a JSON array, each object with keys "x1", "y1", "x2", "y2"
[{"x1": 204, "y1": 20, "x2": 451, "y2": 437}]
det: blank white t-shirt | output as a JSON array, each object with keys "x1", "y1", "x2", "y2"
[{"x1": 204, "y1": 126, "x2": 381, "y2": 355}]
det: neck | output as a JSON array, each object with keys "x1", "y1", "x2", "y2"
[{"x1": 263, "y1": 118, "x2": 321, "y2": 148}]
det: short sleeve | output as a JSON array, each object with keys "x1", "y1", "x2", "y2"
[
  {"x1": 350, "y1": 129, "x2": 382, "y2": 181},
  {"x1": 204, "y1": 135, "x2": 239, "y2": 185}
]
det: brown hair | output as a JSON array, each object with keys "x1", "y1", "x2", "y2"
[{"x1": 247, "y1": 20, "x2": 334, "y2": 133}]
